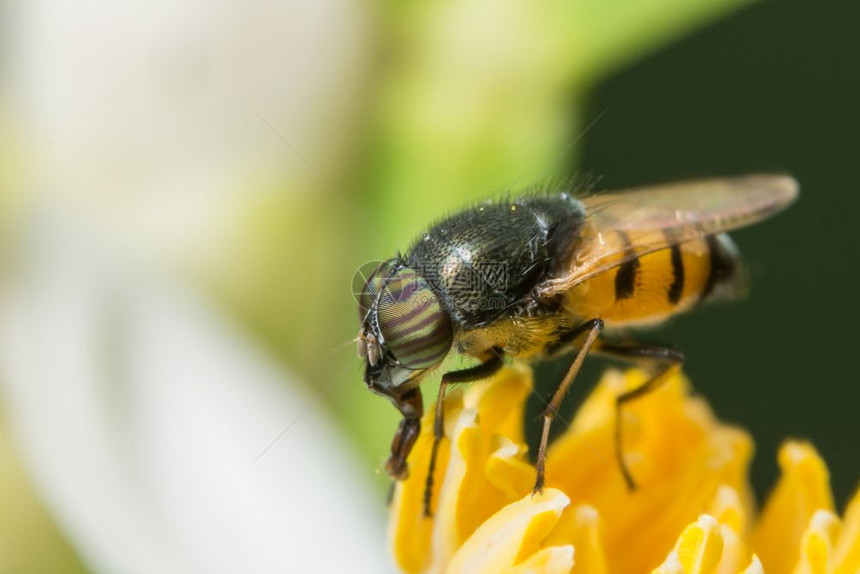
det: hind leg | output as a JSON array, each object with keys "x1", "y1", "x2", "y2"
[{"x1": 593, "y1": 342, "x2": 685, "y2": 490}]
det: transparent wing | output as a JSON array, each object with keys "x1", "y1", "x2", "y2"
[{"x1": 537, "y1": 174, "x2": 798, "y2": 297}]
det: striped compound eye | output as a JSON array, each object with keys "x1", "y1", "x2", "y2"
[
  {"x1": 372, "y1": 265, "x2": 453, "y2": 370},
  {"x1": 357, "y1": 260, "x2": 397, "y2": 324}
]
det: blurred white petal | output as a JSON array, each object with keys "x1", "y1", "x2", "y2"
[
  {"x1": 7, "y1": 0, "x2": 368, "y2": 182},
  {"x1": 5, "y1": 0, "x2": 371, "y2": 270},
  {"x1": 0, "y1": 212, "x2": 392, "y2": 574}
]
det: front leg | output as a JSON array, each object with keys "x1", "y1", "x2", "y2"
[
  {"x1": 385, "y1": 388, "x2": 424, "y2": 480},
  {"x1": 424, "y1": 349, "x2": 504, "y2": 516}
]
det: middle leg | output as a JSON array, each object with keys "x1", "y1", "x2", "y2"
[
  {"x1": 534, "y1": 318, "x2": 604, "y2": 493},
  {"x1": 423, "y1": 348, "x2": 504, "y2": 517}
]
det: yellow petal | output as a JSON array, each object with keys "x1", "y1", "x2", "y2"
[
  {"x1": 464, "y1": 364, "x2": 533, "y2": 444},
  {"x1": 445, "y1": 489, "x2": 570, "y2": 574},
  {"x1": 833, "y1": 486, "x2": 860, "y2": 573},
  {"x1": 652, "y1": 514, "x2": 724, "y2": 574},
  {"x1": 743, "y1": 555, "x2": 765, "y2": 574},
  {"x1": 793, "y1": 510, "x2": 840, "y2": 574},
  {"x1": 432, "y1": 407, "x2": 484, "y2": 568},
  {"x1": 702, "y1": 484, "x2": 755, "y2": 573},
  {"x1": 507, "y1": 546, "x2": 575, "y2": 574},
  {"x1": 714, "y1": 525, "x2": 747, "y2": 574},
  {"x1": 753, "y1": 441, "x2": 835, "y2": 574},
  {"x1": 546, "y1": 369, "x2": 752, "y2": 572},
  {"x1": 707, "y1": 485, "x2": 746, "y2": 535},
  {"x1": 387, "y1": 366, "x2": 860, "y2": 574},
  {"x1": 444, "y1": 371, "x2": 536, "y2": 556},
  {"x1": 484, "y1": 437, "x2": 537, "y2": 501},
  {"x1": 388, "y1": 392, "x2": 463, "y2": 573},
  {"x1": 545, "y1": 504, "x2": 609, "y2": 574},
  {"x1": 390, "y1": 368, "x2": 536, "y2": 573}
]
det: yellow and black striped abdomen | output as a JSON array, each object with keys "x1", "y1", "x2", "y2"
[{"x1": 564, "y1": 233, "x2": 742, "y2": 327}]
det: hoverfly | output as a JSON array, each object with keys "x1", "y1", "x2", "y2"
[{"x1": 357, "y1": 174, "x2": 798, "y2": 515}]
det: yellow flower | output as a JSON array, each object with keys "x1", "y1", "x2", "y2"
[{"x1": 388, "y1": 366, "x2": 860, "y2": 573}]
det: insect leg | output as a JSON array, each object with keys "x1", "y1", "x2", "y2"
[
  {"x1": 592, "y1": 342, "x2": 684, "y2": 490},
  {"x1": 424, "y1": 349, "x2": 504, "y2": 517},
  {"x1": 385, "y1": 388, "x2": 424, "y2": 481},
  {"x1": 534, "y1": 318, "x2": 604, "y2": 493}
]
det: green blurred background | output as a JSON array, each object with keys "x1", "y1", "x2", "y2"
[{"x1": 2, "y1": 0, "x2": 859, "y2": 571}]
